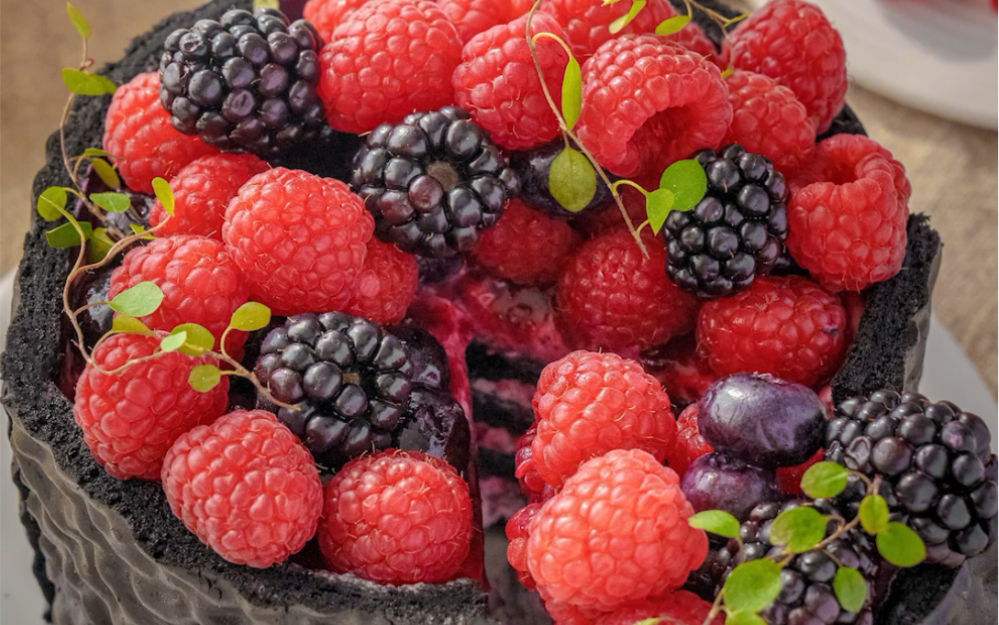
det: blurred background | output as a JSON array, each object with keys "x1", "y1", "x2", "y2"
[{"x1": 0, "y1": 0, "x2": 996, "y2": 399}]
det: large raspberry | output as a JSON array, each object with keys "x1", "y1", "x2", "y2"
[
  {"x1": 452, "y1": 12, "x2": 569, "y2": 150},
  {"x1": 343, "y1": 238, "x2": 418, "y2": 324},
  {"x1": 302, "y1": 0, "x2": 368, "y2": 42},
  {"x1": 318, "y1": 0, "x2": 462, "y2": 133},
  {"x1": 723, "y1": 70, "x2": 816, "y2": 175},
  {"x1": 669, "y1": 21, "x2": 730, "y2": 70},
  {"x1": 471, "y1": 199, "x2": 580, "y2": 285},
  {"x1": 786, "y1": 134, "x2": 910, "y2": 292},
  {"x1": 575, "y1": 36, "x2": 730, "y2": 180},
  {"x1": 317, "y1": 449, "x2": 473, "y2": 584},
  {"x1": 556, "y1": 230, "x2": 700, "y2": 354},
  {"x1": 594, "y1": 590, "x2": 720, "y2": 625},
  {"x1": 103, "y1": 72, "x2": 218, "y2": 194},
  {"x1": 731, "y1": 0, "x2": 847, "y2": 133},
  {"x1": 161, "y1": 410, "x2": 322, "y2": 567},
  {"x1": 148, "y1": 153, "x2": 269, "y2": 239},
  {"x1": 531, "y1": 350, "x2": 677, "y2": 487},
  {"x1": 108, "y1": 235, "x2": 250, "y2": 354},
  {"x1": 697, "y1": 275, "x2": 847, "y2": 386},
  {"x1": 527, "y1": 449, "x2": 707, "y2": 612},
  {"x1": 438, "y1": 0, "x2": 534, "y2": 43},
  {"x1": 506, "y1": 503, "x2": 542, "y2": 590},
  {"x1": 665, "y1": 403, "x2": 713, "y2": 477},
  {"x1": 222, "y1": 168, "x2": 374, "y2": 316},
  {"x1": 73, "y1": 333, "x2": 229, "y2": 480},
  {"x1": 545, "y1": 0, "x2": 676, "y2": 59}
]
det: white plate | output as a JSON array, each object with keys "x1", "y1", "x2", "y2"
[
  {"x1": 0, "y1": 269, "x2": 995, "y2": 623},
  {"x1": 746, "y1": 0, "x2": 998, "y2": 129}
]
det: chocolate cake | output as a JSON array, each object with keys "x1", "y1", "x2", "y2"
[{"x1": 2, "y1": 0, "x2": 996, "y2": 624}]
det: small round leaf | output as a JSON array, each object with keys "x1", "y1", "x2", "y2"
[
  {"x1": 229, "y1": 302, "x2": 272, "y2": 332},
  {"x1": 833, "y1": 566, "x2": 867, "y2": 613},
  {"x1": 688, "y1": 510, "x2": 740, "y2": 539},
  {"x1": 549, "y1": 147, "x2": 596, "y2": 213},
  {"x1": 859, "y1": 494, "x2": 890, "y2": 535},
  {"x1": 160, "y1": 331, "x2": 188, "y2": 353},
  {"x1": 658, "y1": 159, "x2": 707, "y2": 213},
  {"x1": 109, "y1": 282, "x2": 164, "y2": 317},
  {"x1": 655, "y1": 14, "x2": 690, "y2": 36},
  {"x1": 723, "y1": 559, "x2": 782, "y2": 614},
  {"x1": 87, "y1": 227, "x2": 115, "y2": 264},
  {"x1": 90, "y1": 192, "x2": 130, "y2": 214},
  {"x1": 90, "y1": 158, "x2": 121, "y2": 189},
  {"x1": 82, "y1": 147, "x2": 111, "y2": 158},
  {"x1": 37, "y1": 186, "x2": 68, "y2": 221},
  {"x1": 769, "y1": 506, "x2": 827, "y2": 553},
  {"x1": 721, "y1": 67, "x2": 734, "y2": 79},
  {"x1": 725, "y1": 611, "x2": 767, "y2": 625},
  {"x1": 646, "y1": 188, "x2": 674, "y2": 235},
  {"x1": 609, "y1": 0, "x2": 646, "y2": 33},
  {"x1": 189, "y1": 364, "x2": 222, "y2": 392},
  {"x1": 171, "y1": 323, "x2": 216, "y2": 355},
  {"x1": 62, "y1": 68, "x2": 116, "y2": 95},
  {"x1": 45, "y1": 220, "x2": 92, "y2": 248},
  {"x1": 801, "y1": 461, "x2": 850, "y2": 499},
  {"x1": 110, "y1": 315, "x2": 153, "y2": 337},
  {"x1": 152, "y1": 177, "x2": 175, "y2": 216},
  {"x1": 253, "y1": 0, "x2": 280, "y2": 9},
  {"x1": 561, "y1": 57, "x2": 582, "y2": 131},
  {"x1": 876, "y1": 522, "x2": 926, "y2": 567},
  {"x1": 66, "y1": 2, "x2": 90, "y2": 39}
]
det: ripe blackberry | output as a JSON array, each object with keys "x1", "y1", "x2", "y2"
[
  {"x1": 351, "y1": 106, "x2": 519, "y2": 258},
  {"x1": 158, "y1": 8, "x2": 326, "y2": 156},
  {"x1": 662, "y1": 144, "x2": 788, "y2": 299},
  {"x1": 825, "y1": 390, "x2": 997, "y2": 567},
  {"x1": 254, "y1": 312, "x2": 460, "y2": 468}
]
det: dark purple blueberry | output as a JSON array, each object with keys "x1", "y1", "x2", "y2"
[
  {"x1": 394, "y1": 388, "x2": 470, "y2": 473},
  {"x1": 680, "y1": 452, "x2": 779, "y2": 521},
  {"x1": 507, "y1": 139, "x2": 613, "y2": 219}
]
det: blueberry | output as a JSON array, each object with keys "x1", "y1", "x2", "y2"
[
  {"x1": 680, "y1": 452, "x2": 779, "y2": 521},
  {"x1": 508, "y1": 139, "x2": 612, "y2": 219}
]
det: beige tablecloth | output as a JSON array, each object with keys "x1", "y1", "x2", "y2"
[{"x1": 1, "y1": 0, "x2": 995, "y2": 397}]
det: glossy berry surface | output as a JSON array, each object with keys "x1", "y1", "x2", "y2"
[
  {"x1": 697, "y1": 372, "x2": 826, "y2": 469},
  {"x1": 664, "y1": 144, "x2": 789, "y2": 298},
  {"x1": 351, "y1": 107, "x2": 518, "y2": 258},
  {"x1": 505, "y1": 503, "x2": 542, "y2": 590},
  {"x1": 159, "y1": 8, "x2": 326, "y2": 155},
  {"x1": 680, "y1": 452, "x2": 780, "y2": 521}
]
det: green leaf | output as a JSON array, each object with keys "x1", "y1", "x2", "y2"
[
  {"x1": 45, "y1": 220, "x2": 92, "y2": 248},
  {"x1": 609, "y1": 0, "x2": 646, "y2": 34},
  {"x1": 108, "y1": 281, "x2": 164, "y2": 317},
  {"x1": 37, "y1": 186, "x2": 68, "y2": 221},
  {"x1": 645, "y1": 188, "x2": 674, "y2": 235},
  {"x1": 876, "y1": 522, "x2": 926, "y2": 567},
  {"x1": 86, "y1": 227, "x2": 115, "y2": 264},
  {"x1": 110, "y1": 315, "x2": 154, "y2": 337},
  {"x1": 91, "y1": 157, "x2": 121, "y2": 189},
  {"x1": 659, "y1": 159, "x2": 707, "y2": 213},
  {"x1": 859, "y1": 494, "x2": 890, "y2": 535},
  {"x1": 159, "y1": 331, "x2": 188, "y2": 353},
  {"x1": 769, "y1": 506, "x2": 827, "y2": 553},
  {"x1": 189, "y1": 364, "x2": 223, "y2": 392},
  {"x1": 833, "y1": 566, "x2": 867, "y2": 613},
  {"x1": 66, "y1": 2, "x2": 90, "y2": 39},
  {"x1": 549, "y1": 147, "x2": 596, "y2": 213},
  {"x1": 130, "y1": 223, "x2": 155, "y2": 240},
  {"x1": 229, "y1": 302, "x2": 272, "y2": 332},
  {"x1": 725, "y1": 611, "x2": 767, "y2": 625},
  {"x1": 655, "y1": 14, "x2": 690, "y2": 36},
  {"x1": 723, "y1": 559, "x2": 782, "y2": 614},
  {"x1": 62, "y1": 68, "x2": 117, "y2": 95},
  {"x1": 801, "y1": 461, "x2": 850, "y2": 499},
  {"x1": 82, "y1": 147, "x2": 111, "y2": 157},
  {"x1": 170, "y1": 323, "x2": 216, "y2": 355},
  {"x1": 721, "y1": 67, "x2": 734, "y2": 79},
  {"x1": 562, "y1": 57, "x2": 582, "y2": 131},
  {"x1": 253, "y1": 0, "x2": 280, "y2": 9},
  {"x1": 90, "y1": 192, "x2": 130, "y2": 214},
  {"x1": 688, "y1": 510, "x2": 741, "y2": 538},
  {"x1": 152, "y1": 177, "x2": 174, "y2": 216}
]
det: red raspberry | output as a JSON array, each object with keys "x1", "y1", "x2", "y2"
[
  {"x1": 531, "y1": 350, "x2": 677, "y2": 488},
  {"x1": 342, "y1": 238, "x2": 418, "y2": 324},
  {"x1": 147, "y1": 153, "x2": 269, "y2": 240},
  {"x1": 471, "y1": 199, "x2": 581, "y2": 285},
  {"x1": 317, "y1": 449, "x2": 473, "y2": 584},
  {"x1": 73, "y1": 333, "x2": 229, "y2": 480},
  {"x1": 576, "y1": 36, "x2": 731, "y2": 180},
  {"x1": 108, "y1": 235, "x2": 250, "y2": 354},
  {"x1": 569, "y1": 185, "x2": 647, "y2": 239},
  {"x1": 102, "y1": 72, "x2": 218, "y2": 194},
  {"x1": 318, "y1": 0, "x2": 462, "y2": 133},
  {"x1": 555, "y1": 230, "x2": 700, "y2": 354},
  {"x1": 665, "y1": 403, "x2": 713, "y2": 477},
  {"x1": 527, "y1": 449, "x2": 707, "y2": 612},
  {"x1": 723, "y1": 70, "x2": 816, "y2": 175},
  {"x1": 161, "y1": 410, "x2": 322, "y2": 567},
  {"x1": 545, "y1": 0, "x2": 676, "y2": 59},
  {"x1": 697, "y1": 275, "x2": 847, "y2": 386},
  {"x1": 222, "y1": 168, "x2": 374, "y2": 316},
  {"x1": 777, "y1": 448, "x2": 823, "y2": 496},
  {"x1": 544, "y1": 600, "x2": 603, "y2": 625},
  {"x1": 438, "y1": 0, "x2": 533, "y2": 43},
  {"x1": 302, "y1": 0, "x2": 368, "y2": 42},
  {"x1": 505, "y1": 503, "x2": 542, "y2": 590},
  {"x1": 730, "y1": 0, "x2": 847, "y2": 133},
  {"x1": 594, "y1": 590, "x2": 721, "y2": 625},
  {"x1": 786, "y1": 134, "x2": 910, "y2": 292},
  {"x1": 514, "y1": 423, "x2": 556, "y2": 503},
  {"x1": 669, "y1": 21, "x2": 730, "y2": 70},
  {"x1": 452, "y1": 13, "x2": 569, "y2": 151},
  {"x1": 640, "y1": 334, "x2": 717, "y2": 407}
]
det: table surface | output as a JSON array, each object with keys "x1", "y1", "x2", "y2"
[{"x1": 0, "y1": 0, "x2": 995, "y2": 397}]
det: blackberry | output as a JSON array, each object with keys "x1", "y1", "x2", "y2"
[
  {"x1": 508, "y1": 139, "x2": 613, "y2": 220},
  {"x1": 825, "y1": 390, "x2": 998, "y2": 567},
  {"x1": 254, "y1": 312, "x2": 461, "y2": 468},
  {"x1": 351, "y1": 106, "x2": 519, "y2": 258},
  {"x1": 158, "y1": 8, "x2": 326, "y2": 156},
  {"x1": 662, "y1": 144, "x2": 788, "y2": 299}
]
